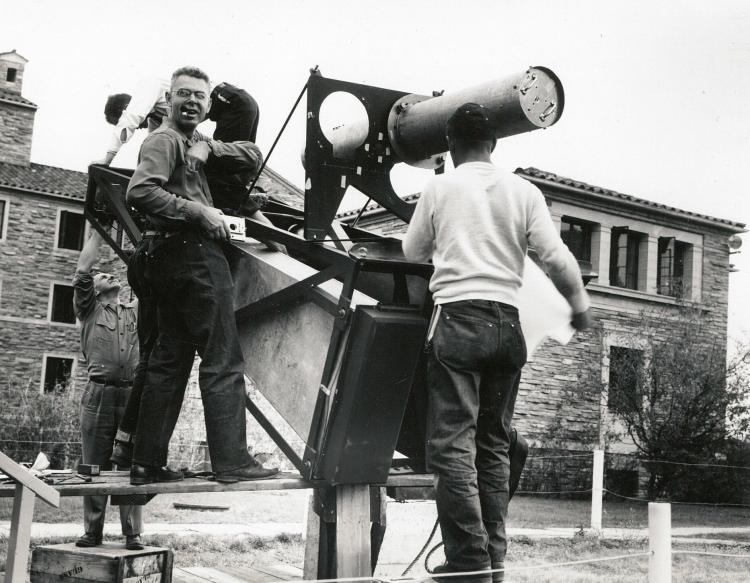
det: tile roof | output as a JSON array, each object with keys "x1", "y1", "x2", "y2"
[
  {"x1": 256, "y1": 166, "x2": 305, "y2": 209},
  {"x1": 518, "y1": 167, "x2": 745, "y2": 231},
  {"x1": 0, "y1": 161, "x2": 87, "y2": 200},
  {"x1": 0, "y1": 88, "x2": 37, "y2": 109},
  {"x1": 0, "y1": 160, "x2": 306, "y2": 208}
]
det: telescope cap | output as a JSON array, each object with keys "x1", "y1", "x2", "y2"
[{"x1": 446, "y1": 102, "x2": 495, "y2": 141}]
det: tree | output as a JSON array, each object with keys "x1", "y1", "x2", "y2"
[{"x1": 554, "y1": 306, "x2": 749, "y2": 501}]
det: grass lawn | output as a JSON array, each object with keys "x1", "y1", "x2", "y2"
[
  {"x1": 504, "y1": 495, "x2": 750, "y2": 530},
  {"x1": 3, "y1": 534, "x2": 748, "y2": 583},
  {"x1": 2, "y1": 491, "x2": 748, "y2": 531}
]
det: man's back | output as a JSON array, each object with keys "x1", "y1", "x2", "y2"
[{"x1": 405, "y1": 162, "x2": 581, "y2": 309}]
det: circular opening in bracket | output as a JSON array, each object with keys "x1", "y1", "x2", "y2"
[{"x1": 319, "y1": 91, "x2": 370, "y2": 158}]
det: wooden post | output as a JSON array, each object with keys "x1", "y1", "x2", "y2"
[
  {"x1": 590, "y1": 449, "x2": 604, "y2": 530},
  {"x1": 370, "y1": 486, "x2": 387, "y2": 574},
  {"x1": 648, "y1": 502, "x2": 672, "y2": 583},
  {"x1": 5, "y1": 483, "x2": 36, "y2": 583},
  {"x1": 303, "y1": 492, "x2": 321, "y2": 580},
  {"x1": 335, "y1": 484, "x2": 371, "y2": 579}
]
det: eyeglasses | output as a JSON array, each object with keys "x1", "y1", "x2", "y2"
[{"x1": 172, "y1": 89, "x2": 208, "y2": 101}]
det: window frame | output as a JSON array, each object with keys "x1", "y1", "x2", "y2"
[
  {"x1": 657, "y1": 237, "x2": 690, "y2": 297},
  {"x1": 609, "y1": 227, "x2": 644, "y2": 291},
  {"x1": 560, "y1": 216, "x2": 594, "y2": 263},
  {"x1": 0, "y1": 197, "x2": 9, "y2": 242},
  {"x1": 607, "y1": 345, "x2": 645, "y2": 415},
  {"x1": 47, "y1": 280, "x2": 77, "y2": 326},
  {"x1": 54, "y1": 207, "x2": 87, "y2": 252},
  {"x1": 40, "y1": 352, "x2": 77, "y2": 394}
]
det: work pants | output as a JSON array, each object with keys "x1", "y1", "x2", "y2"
[
  {"x1": 132, "y1": 231, "x2": 253, "y2": 473},
  {"x1": 427, "y1": 300, "x2": 526, "y2": 579},
  {"x1": 117, "y1": 239, "x2": 158, "y2": 441},
  {"x1": 80, "y1": 381, "x2": 142, "y2": 536}
]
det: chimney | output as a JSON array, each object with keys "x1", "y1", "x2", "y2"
[{"x1": 0, "y1": 50, "x2": 37, "y2": 166}]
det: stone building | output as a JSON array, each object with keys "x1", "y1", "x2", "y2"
[
  {"x1": 341, "y1": 166, "x2": 745, "y2": 493},
  {"x1": 0, "y1": 50, "x2": 91, "y2": 399}
]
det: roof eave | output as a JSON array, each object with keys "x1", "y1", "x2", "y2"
[
  {"x1": 524, "y1": 174, "x2": 746, "y2": 234},
  {"x1": 0, "y1": 96, "x2": 37, "y2": 110}
]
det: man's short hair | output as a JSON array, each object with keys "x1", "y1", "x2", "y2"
[
  {"x1": 170, "y1": 66, "x2": 211, "y2": 88},
  {"x1": 104, "y1": 93, "x2": 132, "y2": 125},
  {"x1": 446, "y1": 102, "x2": 495, "y2": 142}
]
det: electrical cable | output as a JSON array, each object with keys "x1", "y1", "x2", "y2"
[{"x1": 401, "y1": 517, "x2": 440, "y2": 576}]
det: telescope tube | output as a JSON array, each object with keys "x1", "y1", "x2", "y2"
[{"x1": 387, "y1": 66, "x2": 564, "y2": 167}]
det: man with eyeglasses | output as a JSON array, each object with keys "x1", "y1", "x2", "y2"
[
  {"x1": 125, "y1": 66, "x2": 279, "y2": 485},
  {"x1": 103, "y1": 78, "x2": 277, "y2": 468}
]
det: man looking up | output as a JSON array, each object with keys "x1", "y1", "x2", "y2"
[
  {"x1": 403, "y1": 103, "x2": 592, "y2": 582},
  {"x1": 73, "y1": 230, "x2": 143, "y2": 550},
  {"x1": 126, "y1": 66, "x2": 278, "y2": 485}
]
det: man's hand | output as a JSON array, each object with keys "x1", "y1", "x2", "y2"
[
  {"x1": 571, "y1": 309, "x2": 593, "y2": 331},
  {"x1": 197, "y1": 206, "x2": 230, "y2": 241},
  {"x1": 186, "y1": 142, "x2": 211, "y2": 171},
  {"x1": 90, "y1": 151, "x2": 116, "y2": 167}
]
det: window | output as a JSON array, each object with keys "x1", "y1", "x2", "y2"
[
  {"x1": 6, "y1": 68, "x2": 17, "y2": 83},
  {"x1": 657, "y1": 238, "x2": 690, "y2": 297},
  {"x1": 560, "y1": 217, "x2": 593, "y2": 262},
  {"x1": 50, "y1": 284, "x2": 75, "y2": 324},
  {"x1": 43, "y1": 356, "x2": 73, "y2": 393},
  {"x1": 609, "y1": 228, "x2": 643, "y2": 290},
  {"x1": 0, "y1": 199, "x2": 6, "y2": 240},
  {"x1": 57, "y1": 210, "x2": 85, "y2": 250},
  {"x1": 608, "y1": 347, "x2": 643, "y2": 414}
]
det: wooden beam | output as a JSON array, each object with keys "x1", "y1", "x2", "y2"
[
  {"x1": 0, "y1": 450, "x2": 60, "y2": 506},
  {"x1": 4, "y1": 483, "x2": 36, "y2": 583},
  {"x1": 335, "y1": 484, "x2": 371, "y2": 579}
]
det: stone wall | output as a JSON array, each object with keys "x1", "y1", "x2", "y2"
[{"x1": 0, "y1": 102, "x2": 34, "y2": 165}]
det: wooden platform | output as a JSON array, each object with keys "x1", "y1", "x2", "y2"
[
  {"x1": 0, "y1": 470, "x2": 433, "y2": 498},
  {"x1": 173, "y1": 563, "x2": 302, "y2": 583}
]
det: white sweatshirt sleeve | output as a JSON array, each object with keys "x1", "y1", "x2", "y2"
[
  {"x1": 403, "y1": 184, "x2": 436, "y2": 263},
  {"x1": 526, "y1": 186, "x2": 590, "y2": 314}
]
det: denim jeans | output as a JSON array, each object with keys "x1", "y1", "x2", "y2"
[
  {"x1": 132, "y1": 231, "x2": 253, "y2": 472},
  {"x1": 427, "y1": 300, "x2": 527, "y2": 576},
  {"x1": 80, "y1": 381, "x2": 142, "y2": 535}
]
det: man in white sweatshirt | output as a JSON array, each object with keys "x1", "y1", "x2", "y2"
[{"x1": 403, "y1": 103, "x2": 592, "y2": 582}]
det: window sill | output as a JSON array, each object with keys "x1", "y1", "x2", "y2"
[{"x1": 587, "y1": 282, "x2": 704, "y2": 309}]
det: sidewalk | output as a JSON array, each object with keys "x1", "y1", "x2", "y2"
[{"x1": 2, "y1": 499, "x2": 748, "y2": 547}]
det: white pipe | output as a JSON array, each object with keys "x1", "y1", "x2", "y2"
[
  {"x1": 590, "y1": 449, "x2": 604, "y2": 530},
  {"x1": 648, "y1": 502, "x2": 672, "y2": 583}
]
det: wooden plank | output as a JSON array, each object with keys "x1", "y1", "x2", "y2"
[
  {"x1": 0, "y1": 470, "x2": 435, "y2": 498},
  {"x1": 0, "y1": 450, "x2": 60, "y2": 506},
  {"x1": 5, "y1": 483, "x2": 36, "y2": 583},
  {"x1": 0, "y1": 471, "x2": 312, "y2": 498},
  {"x1": 174, "y1": 567, "x2": 246, "y2": 583},
  {"x1": 335, "y1": 484, "x2": 371, "y2": 579}
]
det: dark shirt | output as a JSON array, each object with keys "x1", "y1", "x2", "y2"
[
  {"x1": 206, "y1": 83, "x2": 261, "y2": 212},
  {"x1": 126, "y1": 120, "x2": 262, "y2": 228},
  {"x1": 73, "y1": 272, "x2": 139, "y2": 381}
]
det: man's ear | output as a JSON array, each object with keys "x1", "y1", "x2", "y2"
[
  {"x1": 165, "y1": 91, "x2": 172, "y2": 106},
  {"x1": 206, "y1": 97, "x2": 212, "y2": 114}
]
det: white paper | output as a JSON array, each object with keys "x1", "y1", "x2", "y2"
[{"x1": 517, "y1": 257, "x2": 575, "y2": 356}]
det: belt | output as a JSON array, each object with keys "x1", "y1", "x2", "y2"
[
  {"x1": 142, "y1": 230, "x2": 182, "y2": 239},
  {"x1": 90, "y1": 378, "x2": 133, "y2": 388}
]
